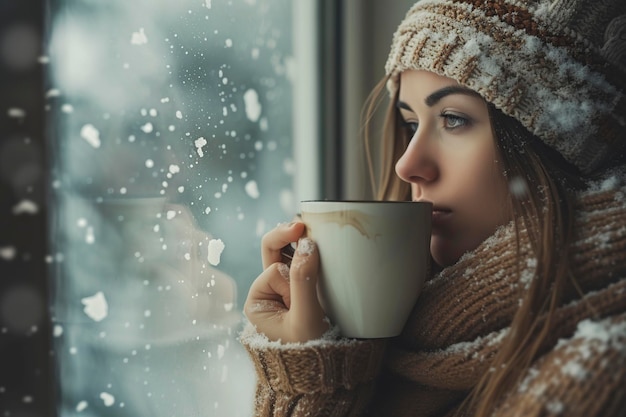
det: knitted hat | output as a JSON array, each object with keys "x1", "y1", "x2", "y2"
[{"x1": 385, "y1": 0, "x2": 626, "y2": 174}]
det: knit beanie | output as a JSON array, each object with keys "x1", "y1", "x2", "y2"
[{"x1": 385, "y1": 0, "x2": 626, "y2": 174}]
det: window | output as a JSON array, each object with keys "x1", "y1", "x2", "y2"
[
  {"x1": 45, "y1": 0, "x2": 314, "y2": 415},
  {"x1": 1, "y1": 0, "x2": 412, "y2": 415}
]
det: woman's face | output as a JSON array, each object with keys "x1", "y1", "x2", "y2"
[{"x1": 395, "y1": 70, "x2": 510, "y2": 267}]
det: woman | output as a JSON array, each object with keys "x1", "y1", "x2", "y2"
[{"x1": 241, "y1": 0, "x2": 626, "y2": 416}]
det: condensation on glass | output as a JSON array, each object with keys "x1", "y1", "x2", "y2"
[{"x1": 46, "y1": 0, "x2": 295, "y2": 415}]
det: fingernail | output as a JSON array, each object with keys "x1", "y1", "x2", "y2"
[
  {"x1": 277, "y1": 221, "x2": 296, "y2": 229},
  {"x1": 296, "y1": 237, "x2": 314, "y2": 256}
]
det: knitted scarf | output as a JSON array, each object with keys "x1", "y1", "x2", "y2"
[{"x1": 372, "y1": 172, "x2": 626, "y2": 416}]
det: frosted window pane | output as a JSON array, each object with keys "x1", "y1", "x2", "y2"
[{"x1": 46, "y1": 0, "x2": 295, "y2": 415}]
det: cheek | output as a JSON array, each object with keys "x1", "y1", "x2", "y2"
[
  {"x1": 467, "y1": 137, "x2": 507, "y2": 201},
  {"x1": 463, "y1": 161, "x2": 510, "y2": 237},
  {"x1": 444, "y1": 148, "x2": 509, "y2": 258}
]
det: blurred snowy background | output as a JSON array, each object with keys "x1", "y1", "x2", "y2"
[{"x1": 1, "y1": 0, "x2": 301, "y2": 415}]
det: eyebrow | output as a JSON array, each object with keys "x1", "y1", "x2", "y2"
[{"x1": 396, "y1": 85, "x2": 483, "y2": 111}]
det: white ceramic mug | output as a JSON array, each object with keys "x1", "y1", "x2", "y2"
[{"x1": 300, "y1": 200, "x2": 432, "y2": 338}]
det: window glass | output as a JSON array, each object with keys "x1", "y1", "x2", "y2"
[{"x1": 46, "y1": 0, "x2": 297, "y2": 415}]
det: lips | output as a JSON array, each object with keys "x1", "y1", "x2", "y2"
[
  {"x1": 431, "y1": 208, "x2": 451, "y2": 225},
  {"x1": 432, "y1": 206, "x2": 452, "y2": 215},
  {"x1": 415, "y1": 200, "x2": 451, "y2": 226}
]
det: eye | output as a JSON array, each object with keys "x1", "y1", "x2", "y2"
[
  {"x1": 401, "y1": 120, "x2": 418, "y2": 136},
  {"x1": 441, "y1": 113, "x2": 470, "y2": 130}
]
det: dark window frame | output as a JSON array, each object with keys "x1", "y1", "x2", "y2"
[{"x1": 0, "y1": 1, "x2": 56, "y2": 415}]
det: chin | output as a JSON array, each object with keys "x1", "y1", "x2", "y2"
[
  {"x1": 430, "y1": 250, "x2": 456, "y2": 268},
  {"x1": 430, "y1": 240, "x2": 464, "y2": 268}
]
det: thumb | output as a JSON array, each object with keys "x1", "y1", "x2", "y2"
[{"x1": 287, "y1": 237, "x2": 328, "y2": 340}]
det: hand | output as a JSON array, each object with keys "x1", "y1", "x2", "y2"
[{"x1": 244, "y1": 222, "x2": 329, "y2": 343}]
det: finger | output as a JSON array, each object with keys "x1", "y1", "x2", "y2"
[
  {"x1": 245, "y1": 262, "x2": 292, "y2": 315},
  {"x1": 261, "y1": 222, "x2": 306, "y2": 269},
  {"x1": 277, "y1": 214, "x2": 305, "y2": 265},
  {"x1": 287, "y1": 238, "x2": 329, "y2": 340},
  {"x1": 244, "y1": 263, "x2": 294, "y2": 341}
]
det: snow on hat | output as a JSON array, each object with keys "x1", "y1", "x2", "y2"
[{"x1": 385, "y1": 0, "x2": 626, "y2": 174}]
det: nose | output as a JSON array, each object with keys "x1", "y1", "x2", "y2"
[{"x1": 395, "y1": 130, "x2": 438, "y2": 185}]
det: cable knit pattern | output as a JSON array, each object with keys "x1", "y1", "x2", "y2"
[
  {"x1": 240, "y1": 169, "x2": 626, "y2": 417},
  {"x1": 240, "y1": 330, "x2": 386, "y2": 416},
  {"x1": 603, "y1": 15, "x2": 626, "y2": 70}
]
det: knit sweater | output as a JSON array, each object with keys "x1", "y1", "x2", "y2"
[{"x1": 240, "y1": 169, "x2": 626, "y2": 417}]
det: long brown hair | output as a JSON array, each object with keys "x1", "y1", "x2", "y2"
[{"x1": 363, "y1": 76, "x2": 586, "y2": 416}]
